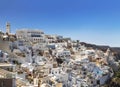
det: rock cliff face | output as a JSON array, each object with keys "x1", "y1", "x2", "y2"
[
  {"x1": 80, "y1": 42, "x2": 120, "y2": 61},
  {"x1": 111, "y1": 47, "x2": 120, "y2": 61}
]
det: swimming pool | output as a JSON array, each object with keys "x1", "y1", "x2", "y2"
[{"x1": 93, "y1": 67, "x2": 103, "y2": 76}]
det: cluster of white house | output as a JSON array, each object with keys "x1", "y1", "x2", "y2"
[
  {"x1": 0, "y1": 29, "x2": 118, "y2": 87},
  {"x1": 6, "y1": 29, "x2": 118, "y2": 87}
]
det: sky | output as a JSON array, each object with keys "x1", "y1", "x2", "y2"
[{"x1": 0, "y1": 0, "x2": 120, "y2": 47}]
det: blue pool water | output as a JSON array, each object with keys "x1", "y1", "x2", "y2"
[{"x1": 93, "y1": 68, "x2": 103, "y2": 75}]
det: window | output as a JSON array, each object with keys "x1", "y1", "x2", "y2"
[
  {"x1": 31, "y1": 35, "x2": 41, "y2": 37},
  {"x1": 97, "y1": 80, "x2": 100, "y2": 84},
  {"x1": 59, "y1": 70, "x2": 61, "y2": 73}
]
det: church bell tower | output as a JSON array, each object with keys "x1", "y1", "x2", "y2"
[{"x1": 6, "y1": 22, "x2": 10, "y2": 34}]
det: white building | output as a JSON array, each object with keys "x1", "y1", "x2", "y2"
[
  {"x1": 16, "y1": 29, "x2": 45, "y2": 43},
  {"x1": 55, "y1": 48, "x2": 71, "y2": 58},
  {"x1": 45, "y1": 35, "x2": 57, "y2": 43},
  {"x1": 0, "y1": 50, "x2": 9, "y2": 62}
]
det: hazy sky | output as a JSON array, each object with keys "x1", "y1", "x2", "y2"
[{"x1": 0, "y1": 0, "x2": 120, "y2": 47}]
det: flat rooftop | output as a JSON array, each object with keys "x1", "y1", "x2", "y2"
[{"x1": 0, "y1": 63, "x2": 15, "y2": 67}]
